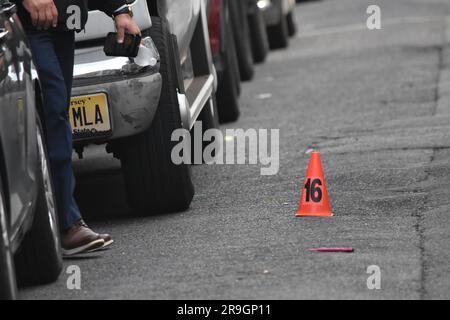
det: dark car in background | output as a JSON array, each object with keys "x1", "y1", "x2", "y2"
[
  {"x1": 208, "y1": 0, "x2": 241, "y2": 123},
  {"x1": 0, "y1": 1, "x2": 62, "y2": 300},
  {"x1": 208, "y1": 0, "x2": 298, "y2": 123},
  {"x1": 259, "y1": 0, "x2": 297, "y2": 49},
  {"x1": 226, "y1": 0, "x2": 272, "y2": 81},
  {"x1": 229, "y1": 0, "x2": 255, "y2": 81},
  {"x1": 246, "y1": 0, "x2": 270, "y2": 64}
]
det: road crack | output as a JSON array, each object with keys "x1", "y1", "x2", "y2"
[
  {"x1": 416, "y1": 32, "x2": 446, "y2": 298},
  {"x1": 415, "y1": 148, "x2": 435, "y2": 300}
]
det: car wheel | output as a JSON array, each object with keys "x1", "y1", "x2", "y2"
[
  {"x1": 0, "y1": 182, "x2": 17, "y2": 300},
  {"x1": 203, "y1": 97, "x2": 220, "y2": 130},
  {"x1": 116, "y1": 17, "x2": 194, "y2": 214},
  {"x1": 196, "y1": 97, "x2": 219, "y2": 141},
  {"x1": 267, "y1": 5, "x2": 289, "y2": 49},
  {"x1": 247, "y1": 6, "x2": 270, "y2": 63},
  {"x1": 216, "y1": 12, "x2": 241, "y2": 123},
  {"x1": 14, "y1": 116, "x2": 62, "y2": 286},
  {"x1": 229, "y1": 0, "x2": 254, "y2": 81},
  {"x1": 191, "y1": 97, "x2": 220, "y2": 164},
  {"x1": 287, "y1": 11, "x2": 297, "y2": 37}
]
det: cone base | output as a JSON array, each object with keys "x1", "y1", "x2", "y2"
[{"x1": 296, "y1": 212, "x2": 334, "y2": 217}]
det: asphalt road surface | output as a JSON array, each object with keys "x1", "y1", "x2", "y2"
[{"x1": 21, "y1": 0, "x2": 450, "y2": 299}]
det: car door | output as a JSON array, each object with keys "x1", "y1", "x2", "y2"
[{"x1": 0, "y1": 1, "x2": 36, "y2": 234}]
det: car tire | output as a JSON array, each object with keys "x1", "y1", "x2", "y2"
[
  {"x1": 229, "y1": 0, "x2": 254, "y2": 81},
  {"x1": 267, "y1": 6, "x2": 289, "y2": 49},
  {"x1": 287, "y1": 11, "x2": 297, "y2": 37},
  {"x1": 191, "y1": 98, "x2": 220, "y2": 164},
  {"x1": 0, "y1": 182, "x2": 17, "y2": 300},
  {"x1": 14, "y1": 117, "x2": 62, "y2": 286},
  {"x1": 117, "y1": 17, "x2": 194, "y2": 214},
  {"x1": 216, "y1": 13, "x2": 241, "y2": 123},
  {"x1": 247, "y1": 6, "x2": 270, "y2": 63},
  {"x1": 198, "y1": 97, "x2": 219, "y2": 136}
]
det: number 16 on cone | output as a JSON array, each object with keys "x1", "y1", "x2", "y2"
[{"x1": 296, "y1": 151, "x2": 333, "y2": 217}]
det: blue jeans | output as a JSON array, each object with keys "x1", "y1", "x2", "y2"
[{"x1": 27, "y1": 31, "x2": 81, "y2": 231}]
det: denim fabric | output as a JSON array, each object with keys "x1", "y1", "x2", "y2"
[{"x1": 27, "y1": 31, "x2": 81, "y2": 231}]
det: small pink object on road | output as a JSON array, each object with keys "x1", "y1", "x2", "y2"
[{"x1": 309, "y1": 248, "x2": 354, "y2": 253}]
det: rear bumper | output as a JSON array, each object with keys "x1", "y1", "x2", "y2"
[
  {"x1": 72, "y1": 44, "x2": 162, "y2": 143},
  {"x1": 72, "y1": 73, "x2": 162, "y2": 142}
]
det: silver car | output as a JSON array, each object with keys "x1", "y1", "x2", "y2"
[
  {"x1": 0, "y1": 1, "x2": 61, "y2": 300},
  {"x1": 70, "y1": 0, "x2": 217, "y2": 214}
]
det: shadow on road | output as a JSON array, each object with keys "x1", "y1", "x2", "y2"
[
  {"x1": 74, "y1": 167, "x2": 131, "y2": 220},
  {"x1": 73, "y1": 154, "x2": 185, "y2": 222}
]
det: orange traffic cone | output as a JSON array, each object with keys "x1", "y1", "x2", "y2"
[{"x1": 296, "y1": 151, "x2": 333, "y2": 217}]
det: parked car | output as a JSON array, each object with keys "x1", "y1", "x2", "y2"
[
  {"x1": 228, "y1": 0, "x2": 254, "y2": 81},
  {"x1": 246, "y1": 0, "x2": 270, "y2": 63},
  {"x1": 226, "y1": 0, "x2": 272, "y2": 80},
  {"x1": 208, "y1": 0, "x2": 241, "y2": 123},
  {"x1": 71, "y1": 0, "x2": 217, "y2": 215},
  {"x1": 0, "y1": 1, "x2": 62, "y2": 300},
  {"x1": 258, "y1": 0, "x2": 297, "y2": 49}
]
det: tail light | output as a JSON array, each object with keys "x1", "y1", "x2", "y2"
[{"x1": 208, "y1": 0, "x2": 221, "y2": 55}]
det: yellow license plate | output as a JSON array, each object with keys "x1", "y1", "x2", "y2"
[{"x1": 69, "y1": 93, "x2": 112, "y2": 140}]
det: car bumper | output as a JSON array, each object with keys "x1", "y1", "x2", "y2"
[{"x1": 72, "y1": 45, "x2": 162, "y2": 143}]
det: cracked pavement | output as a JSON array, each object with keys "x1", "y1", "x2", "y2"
[{"x1": 21, "y1": 0, "x2": 450, "y2": 299}]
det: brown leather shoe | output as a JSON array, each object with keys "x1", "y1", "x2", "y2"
[
  {"x1": 78, "y1": 221, "x2": 114, "y2": 252},
  {"x1": 62, "y1": 220, "x2": 104, "y2": 256},
  {"x1": 99, "y1": 233, "x2": 114, "y2": 248},
  {"x1": 87, "y1": 233, "x2": 114, "y2": 252}
]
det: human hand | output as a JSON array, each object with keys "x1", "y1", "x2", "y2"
[
  {"x1": 22, "y1": 0, "x2": 58, "y2": 30},
  {"x1": 114, "y1": 14, "x2": 141, "y2": 43}
]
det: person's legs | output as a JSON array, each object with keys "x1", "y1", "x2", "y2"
[
  {"x1": 27, "y1": 31, "x2": 107, "y2": 255},
  {"x1": 27, "y1": 31, "x2": 81, "y2": 231},
  {"x1": 52, "y1": 31, "x2": 84, "y2": 230}
]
